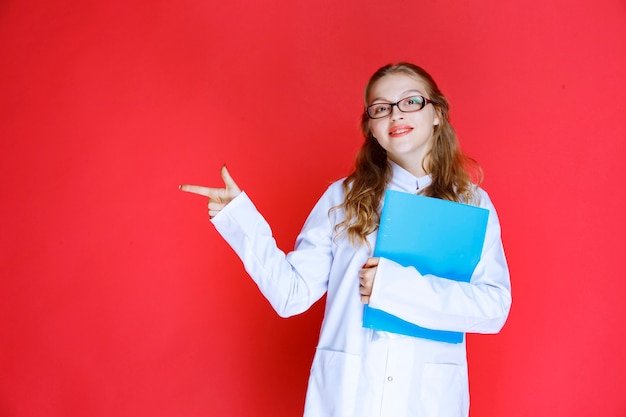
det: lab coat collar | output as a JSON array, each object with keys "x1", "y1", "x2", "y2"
[{"x1": 388, "y1": 159, "x2": 432, "y2": 193}]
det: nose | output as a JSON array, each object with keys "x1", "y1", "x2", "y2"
[{"x1": 390, "y1": 104, "x2": 404, "y2": 120}]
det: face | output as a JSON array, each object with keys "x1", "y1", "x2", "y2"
[{"x1": 367, "y1": 72, "x2": 440, "y2": 176}]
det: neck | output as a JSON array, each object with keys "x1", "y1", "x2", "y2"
[{"x1": 389, "y1": 156, "x2": 428, "y2": 178}]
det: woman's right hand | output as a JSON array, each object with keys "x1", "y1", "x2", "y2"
[{"x1": 180, "y1": 165, "x2": 242, "y2": 218}]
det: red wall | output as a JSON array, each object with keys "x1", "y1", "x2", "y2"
[{"x1": 1, "y1": 0, "x2": 625, "y2": 416}]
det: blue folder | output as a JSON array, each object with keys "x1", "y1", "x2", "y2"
[{"x1": 362, "y1": 190, "x2": 489, "y2": 343}]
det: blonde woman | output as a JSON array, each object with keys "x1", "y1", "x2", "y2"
[{"x1": 181, "y1": 62, "x2": 511, "y2": 417}]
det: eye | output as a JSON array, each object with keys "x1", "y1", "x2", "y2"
[
  {"x1": 367, "y1": 102, "x2": 396, "y2": 118},
  {"x1": 373, "y1": 104, "x2": 390, "y2": 114},
  {"x1": 405, "y1": 96, "x2": 424, "y2": 106}
]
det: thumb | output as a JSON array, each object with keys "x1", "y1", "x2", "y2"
[
  {"x1": 220, "y1": 165, "x2": 241, "y2": 193},
  {"x1": 363, "y1": 257, "x2": 380, "y2": 268}
]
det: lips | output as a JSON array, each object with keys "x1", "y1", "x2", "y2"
[{"x1": 389, "y1": 125, "x2": 413, "y2": 137}]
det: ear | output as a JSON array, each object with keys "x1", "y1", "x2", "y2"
[{"x1": 433, "y1": 108, "x2": 442, "y2": 126}]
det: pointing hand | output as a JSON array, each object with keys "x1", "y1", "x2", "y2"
[{"x1": 180, "y1": 165, "x2": 242, "y2": 218}]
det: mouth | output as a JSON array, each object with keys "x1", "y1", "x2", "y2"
[{"x1": 389, "y1": 126, "x2": 413, "y2": 137}]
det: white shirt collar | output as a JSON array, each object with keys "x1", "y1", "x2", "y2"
[{"x1": 388, "y1": 159, "x2": 432, "y2": 193}]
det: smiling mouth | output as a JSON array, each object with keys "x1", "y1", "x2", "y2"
[{"x1": 389, "y1": 127, "x2": 412, "y2": 136}]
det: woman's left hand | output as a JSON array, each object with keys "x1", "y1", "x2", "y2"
[{"x1": 359, "y1": 257, "x2": 379, "y2": 304}]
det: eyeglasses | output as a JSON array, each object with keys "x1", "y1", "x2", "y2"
[{"x1": 366, "y1": 95, "x2": 434, "y2": 119}]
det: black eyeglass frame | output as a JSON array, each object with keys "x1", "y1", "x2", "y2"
[{"x1": 366, "y1": 95, "x2": 435, "y2": 119}]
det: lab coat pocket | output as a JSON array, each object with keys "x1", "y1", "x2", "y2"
[
  {"x1": 304, "y1": 349, "x2": 360, "y2": 417},
  {"x1": 419, "y1": 363, "x2": 469, "y2": 417}
]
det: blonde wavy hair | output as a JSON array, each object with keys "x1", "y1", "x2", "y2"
[{"x1": 334, "y1": 62, "x2": 483, "y2": 247}]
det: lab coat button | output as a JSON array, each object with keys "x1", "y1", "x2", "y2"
[{"x1": 387, "y1": 376, "x2": 393, "y2": 382}]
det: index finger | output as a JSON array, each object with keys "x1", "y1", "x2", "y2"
[{"x1": 179, "y1": 184, "x2": 221, "y2": 198}]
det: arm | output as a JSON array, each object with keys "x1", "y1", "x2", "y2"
[
  {"x1": 181, "y1": 166, "x2": 334, "y2": 318},
  {"x1": 367, "y1": 191, "x2": 512, "y2": 334}
]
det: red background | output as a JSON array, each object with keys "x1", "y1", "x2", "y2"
[{"x1": 1, "y1": 0, "x2": 625, "y2": 416}]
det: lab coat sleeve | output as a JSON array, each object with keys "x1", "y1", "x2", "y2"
[
  {"x1": 211, "y1": 190, "x2": 335, "y2": 318},
  {"x1": 368, "y1": 190, "x2": 512, "y2": 334}
]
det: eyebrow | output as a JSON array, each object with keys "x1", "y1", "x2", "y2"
[{"x1": 369, "y1": 90, "x2": 425, "y2": 103}]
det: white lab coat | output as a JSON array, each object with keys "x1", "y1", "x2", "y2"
[{"x1": 211, "y1": 161, "x2": 511, "y2": 417}]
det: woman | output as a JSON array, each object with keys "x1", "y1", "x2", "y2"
[{"x1": 181, "y1": 62, "x2": 511, "y2": 417}]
